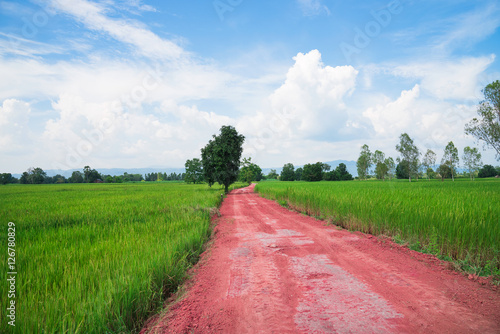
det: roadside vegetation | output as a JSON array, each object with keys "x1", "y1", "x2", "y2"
[
  {"x1": 255, "y1": 179, "x2": 500, "y2": 277},
  {"x1": 0, "y1": 182, "x2": 243, "y2": 333}
]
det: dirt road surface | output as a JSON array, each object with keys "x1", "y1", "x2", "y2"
[{"x1": 142, "y1": 184, "x2": 499, "y2": 333}]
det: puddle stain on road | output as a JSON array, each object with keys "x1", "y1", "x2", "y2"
[{"x1": 291, "y1": 254, "x2": 402, "y2": 333}]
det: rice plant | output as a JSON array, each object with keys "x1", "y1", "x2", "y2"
[{"x1": 0, "y1": 182, "x2": 241, "y2": 333}]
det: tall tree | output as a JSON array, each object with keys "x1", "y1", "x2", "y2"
[
  {"x1": 396, "y1": 133, "x2": 420, "y2": 182},
  {"x1": 462, "y1": 146, "x2": 482, "y2": 180},
  {"x1": 83, "y1": 165, "x2": 91, "y2": 183},
  {"x1": 442, "y1": 141, "x2": 459, "y2": 181},
  {"x1": 422, "y1": 149, "x2": 437, "y2": 180},
  {"x1": 302, "y1": 162, "x2": 325, "y2": 182},
  {"x1": 372, "y1": 150, "x2": 388, "y2": 181},
  {"x1": 294, "y1": 167, "x2": 303, "y2": 181},
  {"x1": 335, "y1": 163, "x2": 354, "y2": 181},
  {"x1": 239, "y1": 157, "x2": 262, "y2": 184},
  {"x1": 385, "y1": 157, "x2": 396, "y2": 180},
  {"x1": 69, "y1": 171, "x2": 84, "y2": 183},
  {"x1": 437, "y1": 164, "x2": 452, "y2": 181},
  {"x1": 356, "y1": 144, "x2": 372, "y2": 180},
  {"x1": 201, "y1": 140, "x2": 216, "y2": 187},
  {"x1": 372, "y1": 150, "x2": 385, "y2": 166},
  {"x1": 280, "y1": 163, "x2": 295, "y2": 181},
  {"x1": 0, "y1": 173, "x2": 13, "y2": 185},
  {"x1": 201, "y1": 125, "x2": 245, "y2": 193},
  {"x1": 21, "y1": 167, "x2": 46, "y2": 184},
  {"x1": 267, "y1": 169, "x2": 279, "y2": 180},
  {"x1": 184, "y1": 158, "x2": 204, "y2": 184},
  {"x1": 465, "y1": 80, "x2": 500, "y2": 160}
]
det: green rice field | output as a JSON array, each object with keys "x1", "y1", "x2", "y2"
[
  {"x1": 0, "y1": 182, "x2": 241, "y2": 333},
  {"x1": 255, "y1": 179, "x2": 500, "y2": 273}
]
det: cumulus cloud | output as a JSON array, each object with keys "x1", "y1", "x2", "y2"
[
  {"x1": 362, "y1": 83, "x2": 480, "y2": 162},
  {"x1": 0, "y1": 99, "x2": 32, "y2": 153},
  {"x1": 237, "y1": 49, "x2": 362, "y2": 162},
  {"x1": 390, "y1": 55, "x2": 495, "y2": 100},
  {"x1": 41, "y1": 94, "x2": 236, "y2": 170}
]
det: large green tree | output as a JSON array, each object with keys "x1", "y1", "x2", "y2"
[
  {"x1": 422, "y1": 149, "x2": 437, "y2": 180},
  {"x1": 442, "y1": 141, "x2": 459, "y2": 181},
  {"x1": 478, "y1": 164, "x2": 498, "y2": 178},
  {"x1": 184, "y1": 158, "x2": 204, "y2": 184},
  {"x1": 201, "y1": 125, "x2": 245, "y2": 193},
  {"x1": 239, "y1": 157, "x2": 262, "y2": 184},
  {"x1": 302, "y1": 162, "x2": 327, "y2": 182},
  {"x1": 335, "y1": 163, "x2": 354, "y2": 181},
  {"x1": 280, "y1": 163, "x2": 295, "y2": 181},
  {"x1": 0, "y1": 173, "x2": 13, "y2": 185},
  {"x1": 437, "y1": 164, "x2": 452, "y2": 181},
  {"x1": 373, "y1": 150, "x2": 388, "y2": 181},
  {"x1": 69, "y1": 171, "x2": 84, "y2": 183},
  {"x1": 201, "y1": 140, "x2": 216, "y2": 187},
  {"x1": 465, "y1": 80, "x2": 500, "y2": 160},
  {"x1": 396, "y1": 133, "x2": 420, "y2": 182},
  {"x1": 267, "y1": 169, "x2": 279, "y2": 180},
  {"x1": 462, "y1": 146, "x2": 482, "y2": 180},
  {"x1": 20, "y1": 167, "x2": 46, "y2": 184},
  {"x1": 294, "y1": 167, "x2": 303, "y2": 181},
  {"x1": 356, "y1": 144, "x2": 372, "y2": 180}
]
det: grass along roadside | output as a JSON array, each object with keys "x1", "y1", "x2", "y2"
[
  {"x1": 255, "y1": 179, "x2": 500, "y2": 281},
  {"x1": 0, "y1": 182, "x2": 244, "y2": 333}
]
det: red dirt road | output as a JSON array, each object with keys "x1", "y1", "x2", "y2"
[{"x1": 142, "y1": 184, "x2": 500, "y2": 333}]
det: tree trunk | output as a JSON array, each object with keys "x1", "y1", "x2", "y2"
[{"x1": 225, "y1": 183, "x2": 229, "y2": 194}]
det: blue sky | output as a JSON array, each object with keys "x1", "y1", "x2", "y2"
[{"x1": 0, "y1": 0, "x2": 499, "y2": 173}]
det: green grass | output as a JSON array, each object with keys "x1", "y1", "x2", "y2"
[
  {"x1": 0, "y1": 182, "x2": 243, "y2": 333},
  {"x1": 255, "y1": 179, "x2": 500, "y2": 274}
]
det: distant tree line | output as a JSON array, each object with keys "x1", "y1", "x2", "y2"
[
  {"x1": 356, "y1": 133, "x2": 499, "y2": 182},
  {"x1": 276, "y1": 162, "x2": 353, "y2": 182},
  {"x1": 1, "y1": 165, "x2": 186, "y2": 185}
]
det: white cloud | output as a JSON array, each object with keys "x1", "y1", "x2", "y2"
[
  {"x1": 40, "y1": 94, "x2": 236, "y2": 170},
  {"x1": 48, "y1": 0, "x2": 184, "y2": 60},
  {"x1": 0, "y1": 99, "x2": 32, "y2": 153},
  {"x1": 238, "y1": 50, "x2": 361, "y2": 162},
  {"x1": 267, "y1": 50, "x2": 358, "y2": 137},
  {"x1": 0, "y1": 33, "x2": 64, "y2": 57},
  {"x1": 433, "y1": 3, "x2": 500, "y2": 54},
  {"x1": 388, "y1": 55, "x2": 495, "y2": 101}
]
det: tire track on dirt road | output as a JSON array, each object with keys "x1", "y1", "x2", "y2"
[{"x1": 141, "y1": 184, "x2": 500, "y2": 333}]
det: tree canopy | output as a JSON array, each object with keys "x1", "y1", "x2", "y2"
[
  {"x1": 356, "y1": 144, "x2": 372, "y2": 180},
  {"x1": 463, "y1": 146, "x2": 482, "y2": 180},
  {"x1": 239, "y1": 157, "x2": 262, "y2": 184},
  {"x1": 442, "y1": 141, "x2": 459, "y2": 181},
  {"x1": 184, "y1": 158, "x2": 204, "y2": 184},
  {"x1": 280, "y1": 163, "x2": 295, "y2": 181},
  {"x1": 396, "y1": 133, "x2": 420, "y2": 182},
  {"x1": 201, "y1": 125, "x2": 245, "y2": 193},
  {"x1": 465, "y1": 80, "x2": 500, "y2": 160}
]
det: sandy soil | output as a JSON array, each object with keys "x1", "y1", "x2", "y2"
[{"x1": 141, "y1": 184, "x2": 500, "y2": 333}]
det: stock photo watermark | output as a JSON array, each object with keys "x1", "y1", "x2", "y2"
[
  {"x1": 213, "y1": 0, "x2": 244, "y2": 21},
  {"x1": 340, "y1": 0, "x2": 403, "y2": 63},
  {"x1": 6, "y1": 222, "x2": 16, "y2": 327}
]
